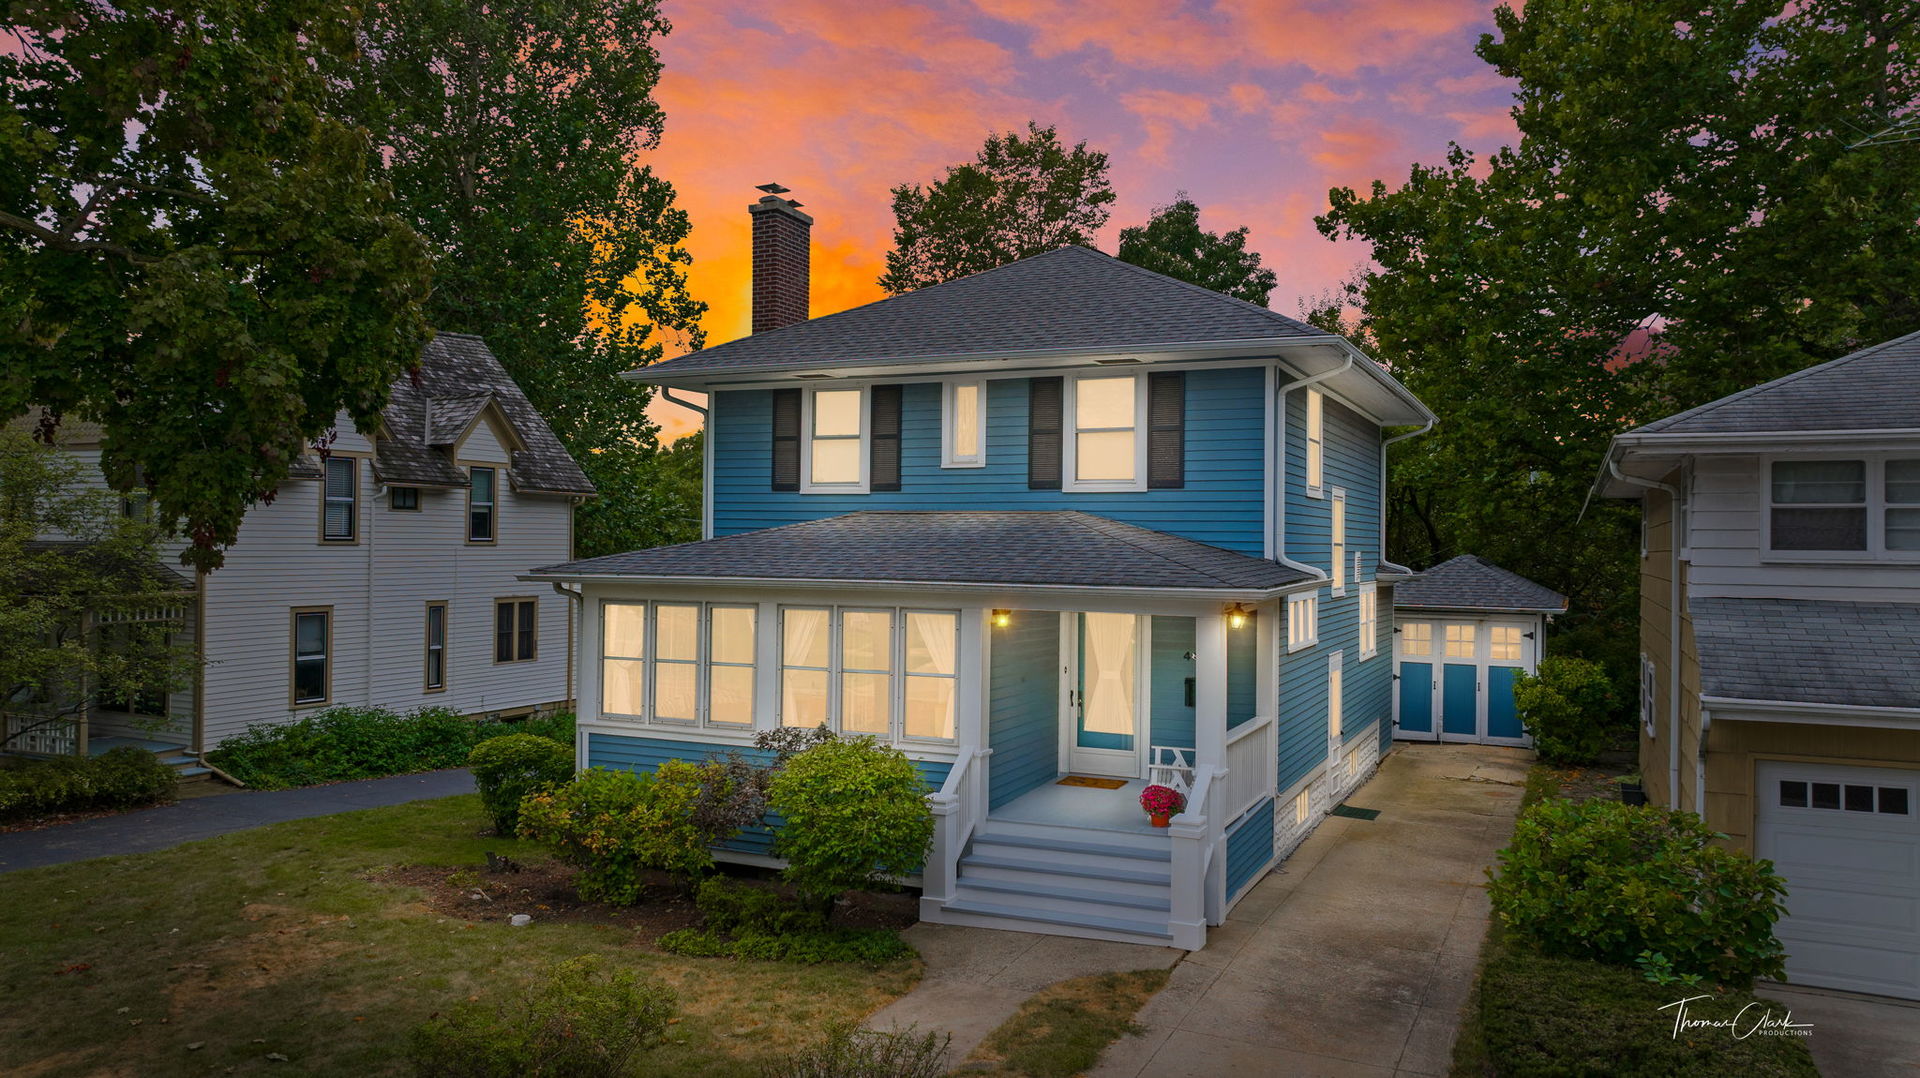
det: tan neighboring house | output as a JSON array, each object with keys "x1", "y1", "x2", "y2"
[
  {"x1": 8, "y1": 334, "x2": 591, "y2": 769},
  {"x1": 1597, "y1": 328, "x2": 1920, "y2": 1001}
]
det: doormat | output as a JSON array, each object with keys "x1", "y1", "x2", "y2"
[
  {"x1": 1057, "y1": 775, "x2": 1128, "y2": 790},
  {"x1": 1330, "y1": 803, "x2": 1381, "y2": 820}
]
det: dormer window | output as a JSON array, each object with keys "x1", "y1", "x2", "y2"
[
  {"x1": 1065, "y1": 373, "x2": 1145, "y2": 491},
  {"x1": 942, "y1": 380, "x2": 986, "y2": 467}
]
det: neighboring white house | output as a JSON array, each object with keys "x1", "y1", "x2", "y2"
[{"x1": 8, "y1": 333, "x2": 590, "y2": 761}]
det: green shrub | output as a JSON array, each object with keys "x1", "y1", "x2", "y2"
[
  {"x1": 1470, "y1": 930, "x2": 1817, "y2": 1077},
  {"x1": 408, "y1": 955, "x2": 675, "y2": 1078},
  {"x1": 767, "y1": 737, "x2": 933, "y2": 909},
  {"x1": 0, "y1": 746, "x2": 175, "y2": 821},
  {"x1": 656, "y1": 877, "x2": 914, "y2": 965},
  {"x1": 467, "y1": 734, "x2": 574, "y2": 835},
  {"x1": 765, "y1": 1021, "x2": 950, "y2": 1078},
  {"x1": 516, "y1": 763, "x2": 722, "y2": 902},
  {"x1": 478, "y1": 711, "x2": 575, "y2": 748},
  {"x1": 1488, "y1": 798, "x2": 1788, "y2": 988},
  {"x1": 207, "y1": 706, "x2": 574, "y2": 790},
  {"x1": 1513, "y1": 656, "x2": 1618, "y2": 766}
]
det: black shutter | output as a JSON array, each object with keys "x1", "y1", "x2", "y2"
[
  {"x1": 771, "y1": 388, "x2": 800, "y2": 491},
  {"x1": 870, "y1": 384, "x2": 902, "y2": 492},
  {"x1": 1147, "y1": 371, "x2": 1186, "y2": 489},
  {"x1": 1028, "y1": 377, "x2": 1063, "y2": 489}
]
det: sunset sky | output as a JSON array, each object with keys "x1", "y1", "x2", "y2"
[{"x1": 643, "y1": 0, "x2": 1522, "y2": 437}]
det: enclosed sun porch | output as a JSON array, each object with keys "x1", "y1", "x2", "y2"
[{"x1": 533, "y1": 510, "x2": 1311, "y2": 949}]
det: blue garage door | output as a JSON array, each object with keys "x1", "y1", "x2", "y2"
[{"x1": 1395, "y1": 617, "x2": 1535, "y2": 746}]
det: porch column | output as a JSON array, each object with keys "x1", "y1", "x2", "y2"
[
  {"x1": 1194, "y1": 611, "x2": 1227, "y2": 769},
  {"x1": 753, "y1": 600, "x2": 780, "y2": 732}
]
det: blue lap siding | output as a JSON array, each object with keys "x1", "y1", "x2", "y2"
[
  {"x1": 988, "y1": 613, "x2": 1060, "y2": 809},
  {"x1": 710, "y1": 368, "x2": 1268, "y2": 554},
  {"x1": 1226, "y1": 797, "x2": 1277, "y2": 896}
]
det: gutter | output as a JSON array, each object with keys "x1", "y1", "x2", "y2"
[
  {"x1": 1608, "y1": 457, "x2": 1684, "y2": 809},
  {"x1": 1271, "y1": 355, "x2": 1354, "y2": 580},
  {"x1": 550, "y1": 582, "x2": 582, "y2": 710},
  {"x1": 516, "y1": 571, "x2": 1316, "y2": 605},
  {"x1": 1379, "y1": 414, "x2": 1436, "y2": 575}
]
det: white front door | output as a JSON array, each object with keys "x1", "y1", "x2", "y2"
[
  {"x1": 1756, "y1": 760, "x2": 1920, "y2": 1000},
  {"x1": 1067, "y1": 612, "x2": 1143, "y2": 778}
]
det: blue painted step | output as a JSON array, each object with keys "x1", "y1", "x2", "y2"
[{"x1": 940, "y1": 898, "x2": 1174, "y2": 941}]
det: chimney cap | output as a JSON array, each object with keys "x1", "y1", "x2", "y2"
[{"x1": 755, "y1": 182, "x2": 791, "y2": 194}]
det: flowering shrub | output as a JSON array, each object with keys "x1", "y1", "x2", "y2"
[{"x1": 1139, "y1": 784, "x2": 1185, "y2": 817}]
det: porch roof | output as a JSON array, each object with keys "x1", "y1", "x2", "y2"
[{"x1": 526, "y1": 511, "x2": 1314, "y2": 597}]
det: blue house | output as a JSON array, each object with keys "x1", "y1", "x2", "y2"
[{"x1": 526, "y1": 190, "x2": 1435, "y2": 948}]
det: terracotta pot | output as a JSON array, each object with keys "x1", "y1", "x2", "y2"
[{"x1": 1149, "y1": 812, "x2": 1171, "y2": 828}]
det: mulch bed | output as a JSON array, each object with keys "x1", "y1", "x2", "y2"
[
  {"x1": 376, "y1": 858, "x2": 919, "y2": 944},
  {"x1": 1537, "y1": 749, "x2": 1639, "y2": 804}
]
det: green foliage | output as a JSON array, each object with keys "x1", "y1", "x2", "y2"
[
  {"x1": 338, "y1": 0, "x2": 706, "y2": 559},
  {"x1": 467, "y1": 734, "x2": 575, "y2": 836},
  {"x1": 656, "y1": 878, "x2": 914, "y2": 966},
  {"x1": 1513, "y1": 656, "x2": 1619, "y2": 766},
  {"x1": 970, "y1": 969, "x2": 1170, "y2": 1078},
  {"x1": 767, "y1": 738, "x2": 934, "y2": 906},
  {"x1": 0, "y1": 746, "x2": 176, "y2": 821},
  {"x1": 1, "y1": 2, "x2": 433, "y2": 571},
  {"x1": 1314, "y1": 0, "x2": 1920, "y2": 695},
  {"x1": 879, "y1": 122, "x2": 1115, "y2": 294},
  {"x1": 408, "y1": 955, "x2": 675, "y2": 1078},
  {"x1": 0, "y1": 433, "x2": 199, "y2": 747},
  {"x1": 1116, "y1": 194, "x2": 1277, "y2": 305},
  {"x1": 1489, "y1": 798, "x2": 1788, "y2": 989},
  {"x1": 1467, "y1": 930, "x2": 1817, "y2": 1078},
  {"x1": 516, "y1": 763, "x2": 727, "y2": 902},
  {"x1": 765, "y1": 1021, "x2": 951, "y2": 1078},
  {"x1": 206, "y1": 706, "x2": 572, "y2": 790}
]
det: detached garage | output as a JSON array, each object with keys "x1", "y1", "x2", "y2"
[{"x1": 1391, "y1": 556, "x2": 1567, "y2": 747}]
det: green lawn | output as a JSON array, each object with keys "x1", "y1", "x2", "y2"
[{"x1": 0, "y1": 795, "x2": 919, "y2": 1077}]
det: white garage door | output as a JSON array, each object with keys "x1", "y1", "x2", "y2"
[{"x1": 1755, "y1": 761, "x2": 1920, "y2": 1000}]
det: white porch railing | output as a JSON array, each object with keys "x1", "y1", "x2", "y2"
[
  {"x1": 1167, "y1": 763, "x2": 1224, "y2": 950},
  {"x1": 1223, "y1": 715, "x2": 1277, "y2": 824},
  {"x1": 921, "y1": 745, "x2": 990, "y2": 908},
  {"x1": 5, "y1": 713, "x2": 78, "y2": 756}
]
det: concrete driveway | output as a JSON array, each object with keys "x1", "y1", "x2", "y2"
[
  {"x1": 1759, "y1": 983, "x2": 1920, "y2": 1077},
  {"x1": 1093, "y1": 743, "x2": 1529, "y2": 1078}
]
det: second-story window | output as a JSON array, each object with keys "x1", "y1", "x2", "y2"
[
  {"x1": 805, "y1": 388, "x2": 866, "y2": 490},
  {"x1": 1768, "y1": 457, "x2": 1920, "y2": 555},
  {"x1": 1358, "y1": 584, "x2": 1378, "y2": 659},
  {"x1": 1305, "y1": 389, "x2": 1325, "y2": 497},
  {"x1": 1287, "y1": 594, "x2": 1318, "y2": 651},
  {"x1": 943, "y1": 380, "x2": 986, "y2": 467},
  {"x1": 1067, "y1": 373, "x2": 1142, "y2": 490},
  {"x1": 1330, "y1": 488, "x2": 1346, "y2": 596},
  {"x1": 468, "y1": 466, "x2": 497, "y2": 542},
  {"x1": 322, "y1": 457, "x2": 357, "y2": 541}
]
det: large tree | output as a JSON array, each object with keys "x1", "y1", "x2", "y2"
[
  {"x1": 1315, "y1": 0, "x2": 1920, "y2": 678},
  {"x1": 880, "y1": 122, "x2": 1116, "y2": 294},
  {"x1": 0, "y1": 1, "x2": 434, "y2": 571},
  {"x1": 1117, "y1": 195, "x2": 1278, "y2": 305},
  {"x1": 340, "y1": 0, "x2": 707, "y2": 557}
]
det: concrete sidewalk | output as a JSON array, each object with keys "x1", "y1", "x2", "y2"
[
  {"x1": 1093, "y1": 743, "x2": 1530, "y2": 1078},
  {"x1": 0, "y1": 768, "x2": 476, "y2": 874}
]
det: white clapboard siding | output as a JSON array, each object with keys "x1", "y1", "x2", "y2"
[{"x1": 1687, "y1": 454, "x2": 1920, "y2": 601}]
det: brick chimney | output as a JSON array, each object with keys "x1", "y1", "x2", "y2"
[{"x1": 750, "y1": 183, "x2": 812, "y2": 333}]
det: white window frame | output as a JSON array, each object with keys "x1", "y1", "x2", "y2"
[
  {"x1": 1304, "y1": 389, "x2": 1325, "y2": 498},
  {"x1": 1640, "y1": 655, "x2": 1658, "y2": 738},
  {"x1": 836, "y1": 607, "x2": 896, "y2": 739},
  {"x1": 1063, "y1": 372, "x2": 1148, "y2": 492},
  {"x1": 705, "y1": 604, "x2": 758, "y2": 728},
  {"x1": 1330, "y1": 487, "x2": 1347, "y2": 596},
  {"x1": 900, "y1": 609, "x2": 961, "y2": 742},
  {"x1": 941, "y1": 379, "x2": 987, "y2": 468},
  {"x1": 649, "y1": 602, "x2": 703, "y2": 725},
  {"x1": 800, "y1": 386, "x2": 870, "y2": 494},
  {"x1": 1400, "y1": 621, "x2": 1433, "y2": 658},
  {"x1": 1358, "y1": 584, "x2": 1378, "y2": 660},
  {"x1": 1287, "y1": 594, "x2": 1318, "y2": 652},
  {"x1": 776, "y1": 604, "x2": 961, "y2": 743},
  {"x1": 599, "y1": 600, "x2": 762, "y2": 730},
  {"x1": 1762, "y1": 454, "x2": 1920, "y2": 562},
  {"x1": 1326, "y1": 650, "x2": 1344, "y2": 758}
]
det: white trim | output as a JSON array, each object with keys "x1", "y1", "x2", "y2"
[
  {"x1": 1358, "y1": 583, "x2": 1379, "y2": 660},
  {"x1": 1304, "y1": 389, "x2": 1326, "y2": 498},
  {"x1": 1698, "y1": 694, "x2": 1920, "y2": 728},
  {"x1": 1330, "y1": 487, "x2": 1347, "y2": 596},
  {"x1": 526, "y1": 571, "x2": 1316, "y2": 606},
  {"x1": 1063, "y1": 372, "x2": 1150, "y2": 492},
  {"x1": 1287, "y1": 593, "x2": 1318, "y2": 652},
  {"x1": 940, "y1": 379, "x2": 987, "y2": 468},
  {"x1": 799, "y1": 386, "x2": 870, "y2": 494},
  {"x1": 1059, "y1": 611, "x2": 1153, "y2": 779},
  {"x1": 1326, "y1": 650, "x2": 1345, "y2": 761},
  {"x1": 1760, "y1": 452, "x2": 1920, "y2": 563},
  {"x1": 773, "y1": 603, "x2": 963, "y2": 744}
]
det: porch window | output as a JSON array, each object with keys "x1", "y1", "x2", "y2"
[
  {"x1": 651, "y1": 604, "x2": 699, "y2": 722},
  {"x1": 839, "y1": 610, "x2": 893, "y2": 735},
  {"x1": 291, "y1": 608, "x2": 330, "y2": 706},
  {"x1": 322, "y1": 457, "x2": 357, "y2": 541},
  {"x1": 1287, "y1": 594, "x2": 1318, "y2": 652},
  {"x1": 1401, "y1": 622, "x2": 1432, "y2": 657},
  {"x1": 468, "y1": 466, "x2": 497, "y2": 542},
  {"x1": 781, "y1": 607, "x2": 832, "y2": 728},
  {"x1": 1066, "y1": 373, "x2": 1143, "y2": 489},
  {"x1": 804, "y1": 388, "x2": 866, "y2": 490},
  {"x1": 904, "y1": 611, "x2": 959, "y2": 739},
  {"x1": 707, "y1": 606, "x2": 757, "y2": 727},
  {"x1": 1305, "y1": 389, "x2": 1325, "y2": 497},
  {"x1": 602, "y1": 603, "x2": 647, "y2": 719},
  {"x1": 943, "y1": 380, "x2": 985, "y2": 467},
  {"x1": 1330, "y1": 488, "x2": 1346, "y2": 595},
  {"x1": 1357, "y1": 584, "x2": 1378, "y2": 659},
  {"x1": 424, "y1": 601, "x2": 447, "y2": 691}
]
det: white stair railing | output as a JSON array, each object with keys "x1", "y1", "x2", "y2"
[
  {"x1": 921, "y1": 746, "x2": 989, "y2": 910},
  {"x1": 1167, "y1": 764, "x2": 1217, "y2": 950}
]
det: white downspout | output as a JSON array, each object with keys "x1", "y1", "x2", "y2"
[
  {"x1": 1272, "y1": 356, "x2": 1353, "y2": 579},
  {"x1": 659, "y1": 388, "x2": 713, "y2": 540},
  {"x1": 1608, "y1": 456, "x2": 1683, "y2": 809}
]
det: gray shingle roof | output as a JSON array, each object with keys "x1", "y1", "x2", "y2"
[
  {"x1": 1393, "y1": 555, "x2": 1568, "y2": 613},
  {"x1": 378, "y1": 334, "x2": 593, "y2": 495},
  {"x1": 633, "y1": 246, "x2": 1329, "y2": 381},
  {"x1": 530, "y1": 510, "x2": 1314, "y2": 593},
  {"x1": 1692, "y1": 597, "x2": 1920, "y2": 710},
  {"x1": 1632, "y1": 328, "x2": 1920, "y2": 435}
]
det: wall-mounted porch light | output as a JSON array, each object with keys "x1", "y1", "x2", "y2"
[
  {"x1": 991, "y1": 609, "x2": 1012, "y2": 629},
  {"x1": 1225, "y1": 603, "x2": 1251, "y2": 630}
]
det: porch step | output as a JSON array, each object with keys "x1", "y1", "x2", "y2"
[
  {"x1": 958, "y1": 853, "x2": 1173, "y2": 890},
  {"x1": 955, "y1": 877, "x2": 1171, "y2": 914},
  {"x1": 938, "y1": 898, "x2": 1174, "y2": 942},
  {"x1": 977, "y1": 815, "x2": 1170, "y2": 850},
  {"x1": 970, "y1": 830, "x2": 1171, "y2": 864}
]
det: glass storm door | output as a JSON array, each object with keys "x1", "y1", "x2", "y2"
[{"x1": 1070, "y1": 612, "x2": 1140, "y2": 777}]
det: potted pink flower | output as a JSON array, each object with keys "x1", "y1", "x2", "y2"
[{"x1": 1139, "y1": 784, "x2": 1186, "y2": 828}]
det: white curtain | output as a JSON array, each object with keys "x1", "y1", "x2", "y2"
[
  {"x1": 906, "y1": 612, "x2": 956, "y2": 675},
  {"x1": 603, "y1": 603, "x2": 646, "y2": 658},
  {"x1": 782, "y1": 608, "x2": 829, "y2": 727},
  {"x1": 1082, "y1": 613, "x2": 1137, "y2": 736}
]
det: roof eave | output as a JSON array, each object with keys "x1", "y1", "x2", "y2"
[{"x1": 516, "y1": 569, "x2": 1302, "y2": 603}]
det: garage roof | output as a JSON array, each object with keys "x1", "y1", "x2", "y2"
[
  {"x1": 1393, "y1": 555, "x2": 1567, "y2": 614},
  {"x1": 1692, "y1": 597, "x2": 1920, "y2": 711}
]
